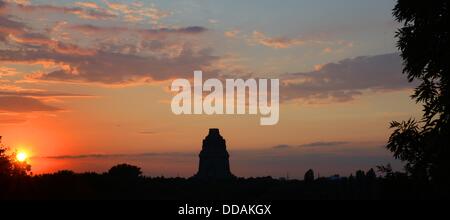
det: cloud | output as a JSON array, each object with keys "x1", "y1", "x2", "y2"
[
  {"x1": 8, "y1": 32, "x2": 97, "y2": 56},
  {"x1": 272, "y1": 144, "x2": 292, "y2": 149},
  {"x1": 0, "y1": 90, "x2": 92, "y2": 98},
  {"x1": 272, "y1": 141, "x2": 349, "y2": 149},
  {"x1": 1, "y1": 80, "x2": 92, "y2": 99},
  {"x1": 0, "y1": 81, "x2": 90, "y2": 115},
  {"x1": 71, "y1": 24, "x2": 207, "y2": 38},
  {"x1": 140, "y1": 26, "x2": 207, "y2": 36},
  {"x1": 0, "y1": 96, "x2": 61, "y2": 112},
  {"x1": 0, "y1": 66, "x2": 21, "y2": 77},
  {"x1": 224, "y1": 29, "x2": 240, "y2": 39},
  {"x1": 139, "y1": 130, "x2": 157, "y2": 135},
  {"x1": 0, "y1": 114, "x2": 27, "y2": 124},
  {"x1": 65, "y1": 24, "x2": 208, "y2": 58},
  {"x1": 103, "y1": 0, "x2": 170, "y2": 24},
  {"x1": 4, "y1": 0, "x2": 29, "y2": 5},
  {"x1": 74, "y1": 2, "x2": 100, "y2": 10},
  {"x1": 5, "y1": 0, "x2": 169, "y2": 23},
  {"x1": 247, "y1": 31, "x2": 353, "y2": 52},
  {"x1": 0, "y1": 2, "x2": 98, "y2": 57},
  {"x1": 43, "y1": 153, "x2": 127, "y2": 159},
  {"x1": 0, "y1": 14, "x2": 25, "y2": 34},
  {"x1": 208, "y1": 19, "x2": 218, "y2": 24},
  {"x1": 13, "y1": 2, "x2": 116, "y2": 20},
  {"x1": 250, "y1": 31, "x2": 305, "y2": 49},
  {"x1": 40, "y1": 152, "x2": 196, "y2": 160},
  {"x1": 0, "y1": 0, "x2": 216, "y2": 85},
  {"x1": 0, "y1": 2, "x2": 26, "y2": 40},
  {"x1": 281, "y1": 53, "x2": 412, "y2": 102},
  {"x1": 299, "y1": 141, "x2": 349, "y2": 148},
  {"x1": 0, "y1": 47, "x2": 218, "y2": 84},
  {"x1": 0, "y1": 87, "x2": 90, "y2": 121}
]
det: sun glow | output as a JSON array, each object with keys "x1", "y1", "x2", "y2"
[{"x1": 16, "y1": 151, "x2": 28, "y2": 162}]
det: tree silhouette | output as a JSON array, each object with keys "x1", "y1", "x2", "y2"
[
  {"x1": 355, "y1": 170, "x2": 365, "y2": 181},
  {"x1": 0, "y1": 139, "x2": 31, "y2": 178},
  {"x1": 366, "y1": 169, "x2": 376, "y2": 180},
  {"x1": 389, "y1": 0, "x2": 450, "y2": 187},
  {"x1": 108, "y1": 164, "x2": 142, "y2": 179},
  {"x1": 0, "y1": 145, "x2": 11, "y2": 177},
  {"x1": 304, "y1": 169, "x2": 315, "y2": 183}
]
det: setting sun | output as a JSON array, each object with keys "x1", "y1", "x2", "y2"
[{"x1": 16, "y1": 152, "x2": 28, "y2": 162}]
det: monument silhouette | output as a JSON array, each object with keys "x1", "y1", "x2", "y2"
[{"x1": 193, "y1": 128, "x2": 234, "y2": 180}]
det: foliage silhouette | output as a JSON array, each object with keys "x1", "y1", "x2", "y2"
[
  {"x1": 2, "y1": 165, "x2": 438, "y2": 200},
  {"x1": 108, "y1": 164, "x2": 142, "y2": 179},
  {"x1": 366, "y1": 169, "x2": 376, "y2": 181},
  {"x1": 0, "y1": 140, "x2": 31, "y2": 178},
  {"x1": 389, "y1": 0, "x2": 450, "y2": 189},
  {"x1": 304, "y1": 169, "x2": 314, "y2": 183}
]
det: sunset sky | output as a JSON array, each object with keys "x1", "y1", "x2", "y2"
[{"x1": 0, "y1": 0, "x2": 421, "y2": 178}]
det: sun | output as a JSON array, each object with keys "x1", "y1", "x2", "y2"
[{"x1": 16, "y1": 151, "x2": 28, "y2": 162}]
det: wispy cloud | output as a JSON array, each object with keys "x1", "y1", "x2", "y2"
[
  {"x1": 240, "y1": 30, "x2": 354, "y2": 53},
  {"x1": 299, "y1": 141, "x2": 349, "y2": 148},
  {"x1": 250, "y1": 31, "x2": 305, "y2": 49},
  {"x1": 272, "y1": 144, "x2": 292, "y2": 149},
  {"x1": 39, "y1": 152, "x2": 196, "y2": 160},
  {"x1": 281, "y1": 53, "x2": 412, "y2": 103},
  {"x1": 138, "y1": 130, "x2": 157, "y2": 135},
  {"x1": 5, "y1": 47, "x2": 218, "y2": 85},
  {"x1": 71, "y1": 24, "x2": 207, "y2": 37},
  {"x1": 272, "y1": 141, "x2": 349, "y2": 149},
  {"x1": 224, "y1": 29, "x2": 240, "y2": 39},
  {"x1": 0, "y1": 113, "x2": 27, "y2": 124},
  {"x1": 0, "y1": 96, "x2": 61, "y2": 112},
  {"x1": 0, "y1": 90, "x2": 92, "y2": 98},
  {"x1": 74, "y1": 2, "x2": 100, "y2": 10},
  {"x1": 4, "y1": 0, "x2": 29, "y2": 5},
  {"x1": 208, "y1": 19, "x2": 219, "y2": 24},
  {"x1": 1, "y1": 69, "x2": 91, "y2": 114},
  {"x1": 12, "y1": 1, "x2": 116, "y2": 20},
  {"x1": 0, "y1": 67, "x2": 21, "y2": 77},
  {"x1": 103, "y1": 0, "x2": 170, "y2": 24}
]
